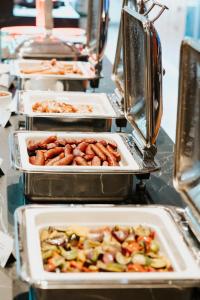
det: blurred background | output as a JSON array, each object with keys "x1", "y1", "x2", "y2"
[{"x1": 0, "y1": 0, "x2": 199, "y2": 141}]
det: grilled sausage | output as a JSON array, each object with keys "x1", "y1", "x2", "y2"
[
  {"x1": 96, "y1": 143, "x2": 116, "y2": 160},
  {"x1": 90, "y1": 144, "x2": 107, "y2": 161},
  {"x1": 57, "y1": 138, "x2": 67, "y2": 146},
  {"x1": 35, "y1": 150, "x2": 45, "y2": 165},
  {"x1": 46, "y1": 153, "x2": 65, "y2": 166},
  {"x1": 29, "y1": 156, "x2": 36, "y2": 165},
  {"x1": 64, "y1": 144, "x2": 72, "y2": 156},
  {"x1": 108, "y1": 141, "x2": 117, "y2": 149},
  {"x1": 44, "y1": 147, "x2": 64, "y2": 160},
  {"x1": 85, "y1": 144, "x2": 95, "y2": 155},
  {"x1": 77, "y1": 142, "x2": 88, "y2": 152},
  {"x1": 91, "y1": 156, "x2": 101, "y2": 166},
  {"x1": 73, "y1": 148, "x2": 85, "y2": 157},
  {"x1": 53, "y1": 154, "x2": 74, "y2": 166},
  {"x1": 107, "y1": 155, "x2": 119, "y2": 166},
  {"x1": 98, "y1": 140, "x2": 107, "y2": 146},
  {"x1": 84, "y1": 154, "x2": 95, "y2": 161},
  {"x1": 107, "y1": 145, "x2": 121, "y2": 161},
  {"x1": 39, "y1": 136, "x2": 57, "y2": 147},
  {"x1": 74, "y1": 156, "x2": 88, "y2": 166},
  {"x1": 83, "y1": 138, "x2": 96, "y2": 144},
  {"x1": 47, "y1": 143, "x2": 57, "y2": 150}
]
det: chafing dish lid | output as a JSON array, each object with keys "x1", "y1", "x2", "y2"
[
  {"x1": 112, "y1": 0, "x2": 138, "y2": 100},
  {"x1": 86, "y1": 0, "x2": 109, "y2": 62},
  {"x1": 174, "y1": 38, "x2": 200, "y2": 240},
  {"x1": 122, "y1": 7, "x2": 163, "y2": 150}
]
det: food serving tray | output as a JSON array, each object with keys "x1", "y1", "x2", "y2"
[
  {"x1": 11, "y1": 131, "x2": 159, "y2": 202},
  {"x1": 15, "y1": 205, "x2": 200, "y2": 290},
  {"x1": 17, "y1": 90, "x2": 123, "y2": 132},
  {"x1": 10, "y1": 59, "x2": 96, "y2": 80}
]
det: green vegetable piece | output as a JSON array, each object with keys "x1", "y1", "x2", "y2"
[
  {"x1": 41, "y1": 243, "x2": 57, "y2": 252},
  {"x1": 59, "y1": 247, "x2": 78, "y2": 261},
  {"x1": 42, "y1": 250, "x2": 53, "y2": 260},
  {"x1": 97, "y1": 261, "x2": 125, "y2": 272},
  {"x1": 132, "y1": 254, "x2": 149, "y2": 266},
  {"x1": 134, "y1": 225, "x2": 151, "y2": 237},
  {"x1": 150, "y1": 257, "x2": 167, "y2": 269},
  {"x1": 115, "y1": 252, "x2": 131, "y2": 265},
  {"x1": 150, "y1": 240, "x2": 160, "y2": 253},
  {"x1": 51, "y1": 256, "x2": 65, "y2": 267}
]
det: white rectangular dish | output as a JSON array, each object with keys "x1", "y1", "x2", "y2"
[
  {"x1": 10, "y1": 59, "x2": 96, "y2": 80},
  {"x1": 17, "y1": 131, "x2": 139, "y2": 173},
  {"x1": 15, "y1": 205, "x2": 200, "y2": 289},
  {"x1": 21, "y1": 91, "x2": 117, "y2": 117}
]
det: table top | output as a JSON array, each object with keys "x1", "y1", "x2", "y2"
[{"x1": 0, "y1": 57, "x2": 194, "y2": 300}]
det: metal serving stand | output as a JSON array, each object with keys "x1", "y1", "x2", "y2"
[{"x1": 13, "y1": 38, "x2": 200, "y2": 297}]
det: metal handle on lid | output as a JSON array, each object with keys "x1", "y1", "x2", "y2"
[{"x1": 143, "y1": 1, "x2": 168, "y2": 23}]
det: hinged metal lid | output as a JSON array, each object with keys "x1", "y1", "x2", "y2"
[
  {"x1": 86, "y1": 0, "x2": 109, "y2": 63},
  {"x1": 112, "y1": 0, "x2": 138, "y2": 101},
  {"x1": 122, "y1": 6, "x2": 163, "y2": 154},
  {"x1": 174, "y1": 38, "x2": 200, "y2": 241}
]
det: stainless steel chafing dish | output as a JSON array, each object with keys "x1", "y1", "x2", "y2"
[
  {"x1": 16, "y1": 90, "x2": 123, "y2": 132},
  {"x1": 3, "y1": 0, "x2": 110, "y2": 89},
  {"x1": 11, "y1": 7, "x2": 165, "y2": 202},
  {"x1": 14, "y1": 203, "x2": 200, "y2": 298},
  {"x1": 14, "y1": 37, "x2": 200, "y2": 300}
]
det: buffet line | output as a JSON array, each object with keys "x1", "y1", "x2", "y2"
[{"x1": 0, "y1": 1, "x2": 199, "y2": 300}]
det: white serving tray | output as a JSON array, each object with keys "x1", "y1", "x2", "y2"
[
  {"x1": 10, "y1": 59, "x2": 96, "y2": 80},
  {"x1": 16, "y1": 131, "x2": 139, "y2": 173},
  {"x1": 20, "y1": 91, "x2": 117, "y2": 118},
  {"x1": 15, "y1": 206, "x2": 200, "y2": 288}
]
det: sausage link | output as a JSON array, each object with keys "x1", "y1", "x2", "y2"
[
  {"x1": 35, "y1": 150, "x2": 45, "y2": 165},
  {"x1": 90, "y1": 144, "x2": 107, "y2": 161},
  {"x1": 46, "y1": 143, "x2": 57, "y2": 150},
  {"x1": 83, "y1": 138, "x2": 96, "y2": 144},
  {"x1": 29, "y1": 156, "x2": 36, "y2": 165},
  {"x1": 98, "y1": 140, "x2": 107, "y2": 146},
  {"x1": 46, "y1": 153, "x2": 65, "y2": 166},
  {"x1": 91, "y1": 156, "x2": 101, "y2": 166},
  {"x1": 107, "y1": 145, "x2": 121, "y2": 161},
  {"x1": 107, "y1": 155, "x2": 119, "y2": 166},
  {"x1": 84, "y1": 154, "x2": 95, "y2": 161},
  {"x1": 39, "y1": 136, "x2": 57, "y2": 147},
  {"x1": 53, "y1": 154, "x2": 74, "y2": 166},
  {"x1": 102, "y1": 161, "x2": 109, "y2": 166},
  {"x1": 73, "y1": 148, "x2": 85, "y2": 157},
  {"x1": 44, "y1": 147, "x2": 64, "y2": 160},
  {"x1": 108, "y1": 141, "x2": 117, "y2": 149},
  {"x1": 64, "y1": 144, "x2": 72, "y2": 156},
  {"x1": 57, "y1": 138, "x2": 67, "y2": 146},
  {"x1": 74, "y1": 156, "x2": 88, "y2": 166},
  {"x1": 85, "y1": 144, "x2": 95, "y2": 155},
  {"x1": 77, "y1": 142, "x2": 88, "y2": 152},
  {"x1": 96, "y1": 143, "x2": 116, "y2": 160}
]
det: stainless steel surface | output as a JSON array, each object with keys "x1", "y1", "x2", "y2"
[
  {"x1": 10, "y1": 131, "x2": 159, "y2": 202},
  {"x1": 174, "y1": 38, "x2": 200, "y2": 242},
  {"x1": 16, "y1": 90, "x2": 123, "y2": 132},
  {"x1": 122, "y1": 7, "x2": 163, "y2": 155},
  {"x1": 23, "y1": 173, "x2": 134, "y2": 202},
  {"x1": 87, "y1": 0, "x2": 110, "y2": 63},
  {"x1": 25, "y1": 116, "x2": 112, "y2": 132}
]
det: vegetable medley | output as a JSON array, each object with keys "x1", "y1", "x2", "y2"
[{"x1": 40, "y1": 225, "x2": 173, "y2": 273}]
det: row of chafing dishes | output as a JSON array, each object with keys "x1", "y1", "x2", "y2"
[{"x1": 4, "y1": 1, "x2": 200, "y2": 299}]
